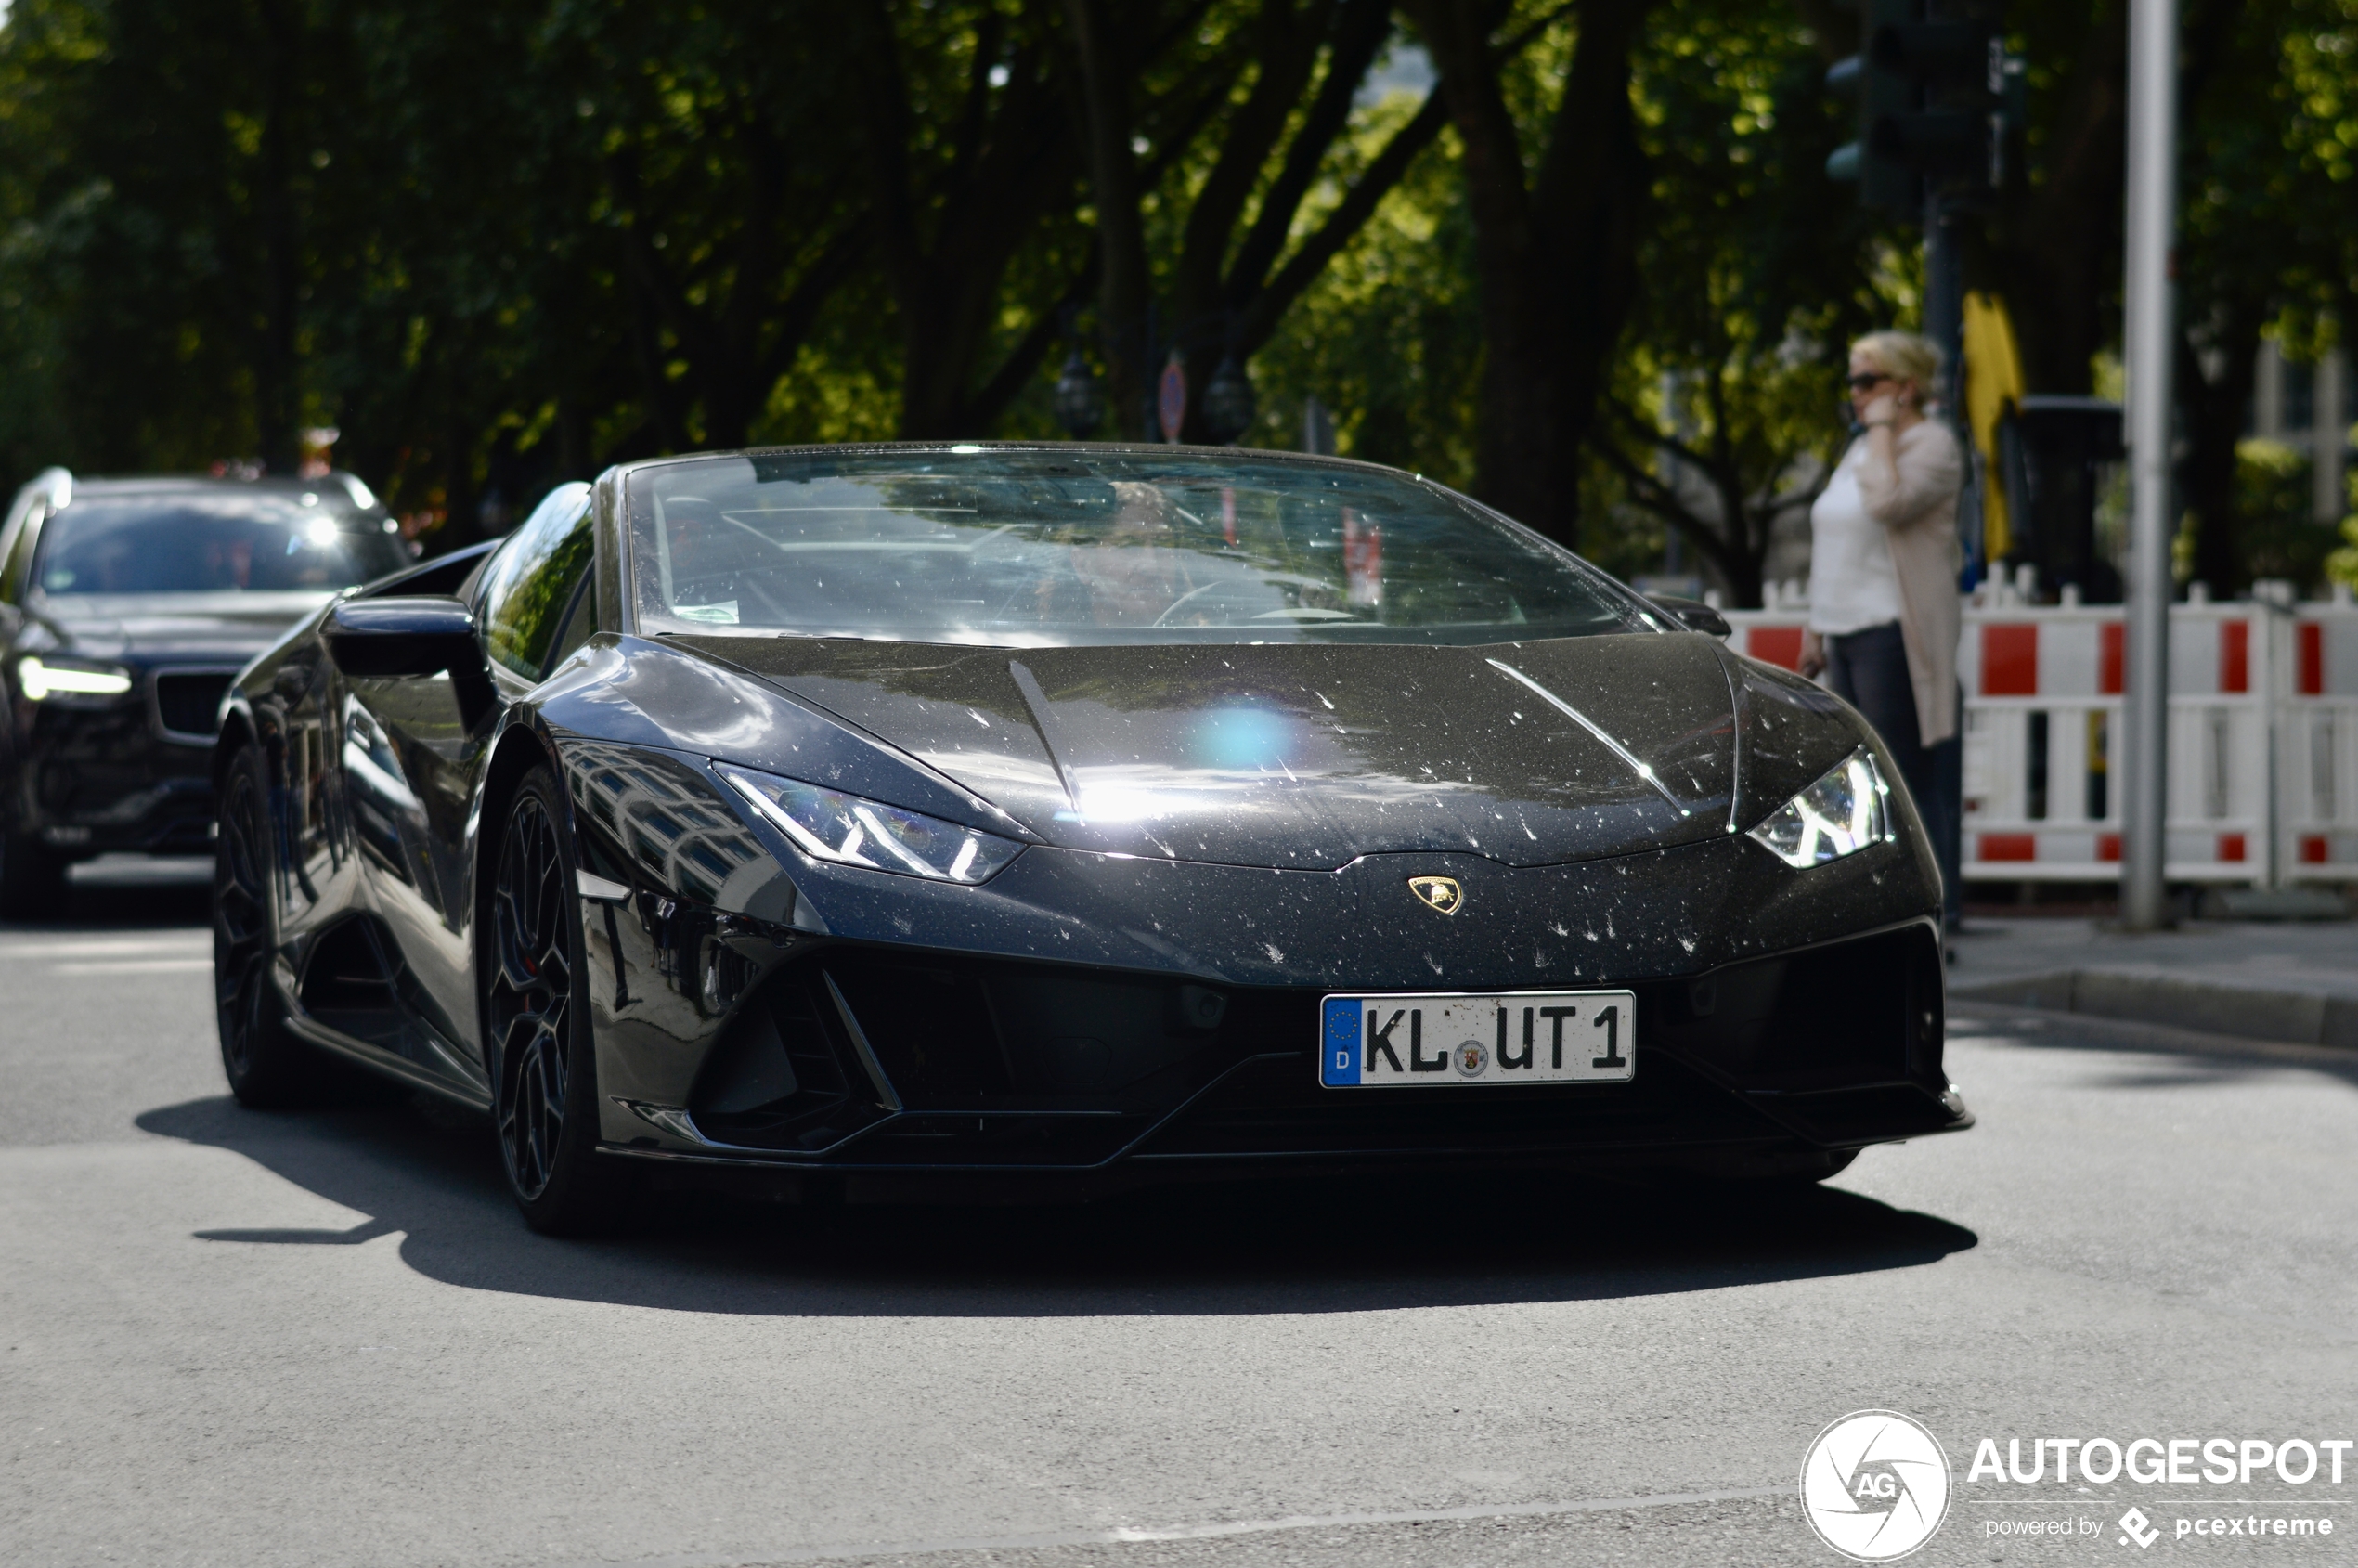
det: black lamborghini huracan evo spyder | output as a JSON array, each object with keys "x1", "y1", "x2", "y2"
[{"x1": 214, "y1": 444, "x2": 1970, "y2": 1233}]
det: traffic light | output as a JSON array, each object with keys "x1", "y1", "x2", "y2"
[{"x1": 1826, "y1": 1, "x2": 2021, "y2": 213}]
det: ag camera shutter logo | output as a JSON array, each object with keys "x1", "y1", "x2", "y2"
[{"x1": 1800, "y1": 1410, "x2": 1953, "y2": 1561}]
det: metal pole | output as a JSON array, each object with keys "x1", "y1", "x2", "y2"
[
  {"x1": 2120, "y1": 0, "x2": 2180, "y2": 929},
  {"x1": 1923, "y1": 194, "x2": 1963, "y2": 411},
  {"x1": 1922, "y1": 189, "x2": 1970, "y2": 927},
  {"x1": 1923, "y1": 191, "x2": 1976, "y2": 576}
]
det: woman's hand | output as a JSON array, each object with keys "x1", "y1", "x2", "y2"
[
  {"x1": 1860, "y1": 392, "x2": 1900, "y2": 428},
  {"x1": 1799, "y1": 629, "x2": 1827, "y2": 680}
]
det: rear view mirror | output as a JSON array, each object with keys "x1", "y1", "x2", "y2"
[
  {"x1": 324, "y1": 595, "x2": 495, "y2": 727},
  {"x1": 1648, "y1": 595, "x2": 1731, "y2": 640}
]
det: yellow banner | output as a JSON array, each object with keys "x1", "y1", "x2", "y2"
[{"x1": 1963, "y1": 292, "x2": 2027, "y2": 562}]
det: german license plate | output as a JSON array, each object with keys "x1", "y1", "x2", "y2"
[{"x1": 1318, "y1": 990, "x2": 1636, "y2": 1088}]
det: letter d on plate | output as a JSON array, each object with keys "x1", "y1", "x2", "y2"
[{"x1": 1321, "y1": 997, "x2": 1363, "y2": 1085}]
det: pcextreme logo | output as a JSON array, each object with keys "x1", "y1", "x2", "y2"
[{"x1": 1800, "y1": 1410, "x2": 1953, "y2": 1562}]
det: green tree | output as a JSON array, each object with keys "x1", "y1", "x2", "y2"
[
  {"x1": 0, "y1": 0, "x2": 346, "y2": 475},
  {"x1": 1593, "y1": 1, "x2": 1894, "y2": 606},
  {"x1": 1396, "y1": 0, "x2": 1654, "y2": 550},
  {"x1": 851, "y1": 0, "x2": 1092, "y2": 439},
  {"x1": 2173, "y1": 0, "x2": 2358, "y2": 594},
  {"x1": 1060, "y1": 0, "x2": 1451, "y2": 443},
  {"x1": 1245, "y1": 71, "x2": 1484, "y2": 486}
]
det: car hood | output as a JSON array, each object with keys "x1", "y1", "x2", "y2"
[
  {"x1": 670, "y1": 632, "x2": 1793, "y2": 871},
  {"x1": 32, "y1": 590, "x2": 337, "y2": 662}
]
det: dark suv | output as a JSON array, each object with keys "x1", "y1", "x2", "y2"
[{"x1": 0, "y1": 469, "x2": 413, "y2": 914}]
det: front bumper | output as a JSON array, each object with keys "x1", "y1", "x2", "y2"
[
  {"x1": 6, "y1": 667, "x2": 238, "y2": 855},
  {"x1": 590, "y1": 917, "x2": 1966, "y2": 1186}
]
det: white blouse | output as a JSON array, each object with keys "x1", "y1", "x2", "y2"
[{"x1": 1807, "y1": 439, "x2": 1905, "y2": 636}]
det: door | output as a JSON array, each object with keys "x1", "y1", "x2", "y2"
[{"x1": 345, "y1": 483, "x2": 596, "y2": 1089}]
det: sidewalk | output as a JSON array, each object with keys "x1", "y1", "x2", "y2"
[{"x1": 1948, "y1": 915, "x2": 2358, "y2": 1047}]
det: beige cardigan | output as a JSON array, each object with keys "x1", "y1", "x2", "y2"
[{"x1": 1851, "y1": 419, "x2": 1965, "y2": 746}]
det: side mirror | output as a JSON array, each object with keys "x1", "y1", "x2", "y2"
[
  {"x1": 324, "y1": 595, "x2": 495, "y2": 728},
  {"x1": 1649, "y1": 594, "x2": 1731, "y2": 640},
  {"x1": 326, "y1": 595, "x2": 479, "y2": 676}
]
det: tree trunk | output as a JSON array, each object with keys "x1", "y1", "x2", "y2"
[
  {"x1": 1991, "y1": 9, "x2": 2125, "y2": 396},
  {"x1": 1063, "y1": 0, "x2": 1154, "y2": 439},
  {"x1": 253, "y1": 0, "x2": 305, "y2": 474},
  {"x1": 2178, "y1": 311, "x2": 2263, "y2": 595},
  {"x1": 1406, "y1": 0, "x2": 1652, "y2": 547}
]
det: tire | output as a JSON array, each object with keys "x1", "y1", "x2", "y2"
[
  {"x1": 0, "y1": 831, "x2": 68, "y2": 920},
  {"x1": 215, "y1": 744, "x2": 322, "y2": 1106},
  {"x1": 487, "y1": 765, "x2": 639, "y2": 1235}
]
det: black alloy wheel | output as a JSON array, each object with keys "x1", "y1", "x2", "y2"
[
  {"x1": 214, "y1": 745, "x2": 317, "y2": 1105},
  {"x1": 488, "y1": 765, "x2": 634, "y2": 1233}
]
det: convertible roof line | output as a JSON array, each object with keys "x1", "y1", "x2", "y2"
[
  {"x1": 1484, "y1": 658, "x2": 1688, "y2": 815},
  {"x1": 1007, "y1": 659, "x2": 1086, "y2": 817}
]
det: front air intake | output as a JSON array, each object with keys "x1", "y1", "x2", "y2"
[{"x1": 687, "y1": 972, "x2": 888, "y2": 1152}]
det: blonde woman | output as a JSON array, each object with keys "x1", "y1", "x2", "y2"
[{"x1": 1798, "y1": 330, "x2": 1965, "y2": 927}]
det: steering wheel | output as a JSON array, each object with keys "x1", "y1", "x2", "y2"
[{"x1": 1151, "y1": 577, "x2": 1278, "y2": 628}]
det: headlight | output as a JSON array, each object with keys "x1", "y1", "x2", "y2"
[
  {"x1": 717, "y1": 762, "x2": 1023, "y2": 885},
  {"x1": 1747, "y1": 746, "x2": 1895, "y2": 869},
  {"x1": 18, "y1": 655, "x2": 135, "y2": 701}
]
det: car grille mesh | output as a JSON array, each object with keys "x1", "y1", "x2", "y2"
[{"x1": 155, "y1": 670, "x2": 235, "y2": 738}]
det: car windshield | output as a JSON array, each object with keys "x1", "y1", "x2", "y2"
[
  {"x1": 33, "y1": 495, "x2": 411, "y2": 596},
  {"x1": 627, "y1": 448, "x2": 1652, "y2": 647}
]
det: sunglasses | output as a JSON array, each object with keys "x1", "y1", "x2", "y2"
[{"x1": 1846, "y1": 372, "x2": 1892, "y2": 392}]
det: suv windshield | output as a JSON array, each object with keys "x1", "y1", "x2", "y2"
[
  {"x1": 628, "y1": 448, "x2": 1648, "y2": 646},
  {"x1": 34, "y1": 495, "x2": 411, "y2": 596}
]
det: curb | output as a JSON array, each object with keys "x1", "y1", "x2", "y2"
[{"x1": 1950, "y1": 966, "x2": 2358, "y2": 1050}]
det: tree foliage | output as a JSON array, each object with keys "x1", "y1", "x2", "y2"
[
  {"x1": 0, "y1": 0, "x2": 2349, "y2": 598},
  {"x1": 1595, "y1": 0, "x2": 1891, "y2": 605}
]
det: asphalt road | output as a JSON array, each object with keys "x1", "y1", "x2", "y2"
[{"x1": 5, "y1": 862, "x2": 2355, "y2": 1568}]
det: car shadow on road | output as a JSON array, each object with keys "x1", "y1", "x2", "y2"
[{"x1": 137, "y1": 1094, "x2": 1977, "y2": 1317}]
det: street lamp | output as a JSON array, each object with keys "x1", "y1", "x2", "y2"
[
  {"x1": 1053, "y1": 345, "x2": 1102, "y2": 440},
  {"x1": 1200, "y1": 351, "x2": 1256, "y2": 446}
]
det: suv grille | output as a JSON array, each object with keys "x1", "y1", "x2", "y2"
[{"x1": 155, "y1": 670, "x2": 235, "y2": 739}]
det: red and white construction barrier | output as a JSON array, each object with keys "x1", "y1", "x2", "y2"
[{"x1": 1721, "y1": 590, "x2": 2358, "y2": 885}]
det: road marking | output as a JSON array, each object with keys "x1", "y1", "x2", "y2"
[
  {"x1": 0, "y1": 938, "x2": 209, "y2": 959},
  {"x1": 545, "y1": 1485, "x2": 1791, "y2": 1568},
  {"x1": 50, "y1": 959, "x2": 214, "y2": 975}
]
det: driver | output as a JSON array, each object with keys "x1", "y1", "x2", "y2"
[{"x1": 1065, "y1": 481, "x2": 1202, "y2": 627}]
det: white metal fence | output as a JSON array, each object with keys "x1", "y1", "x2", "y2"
[{"x1": 1720, "y1": 586, "x2": 2358, "y2": 886}]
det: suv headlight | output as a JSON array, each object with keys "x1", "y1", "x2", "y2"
[
  {"x1": 1747, "y1": 747, "x2": 1895, "y2": 869},
  {"x1": 18, "y1": 655, "x2": 135, "y2": 701},
  {"x1": 718, "y1": 763, "x2": 1024, "y2": 886}
]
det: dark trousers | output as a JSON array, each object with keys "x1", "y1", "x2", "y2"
[{"x1": 1826, "y1": 621, "x2": 1963, "y2": 927}]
